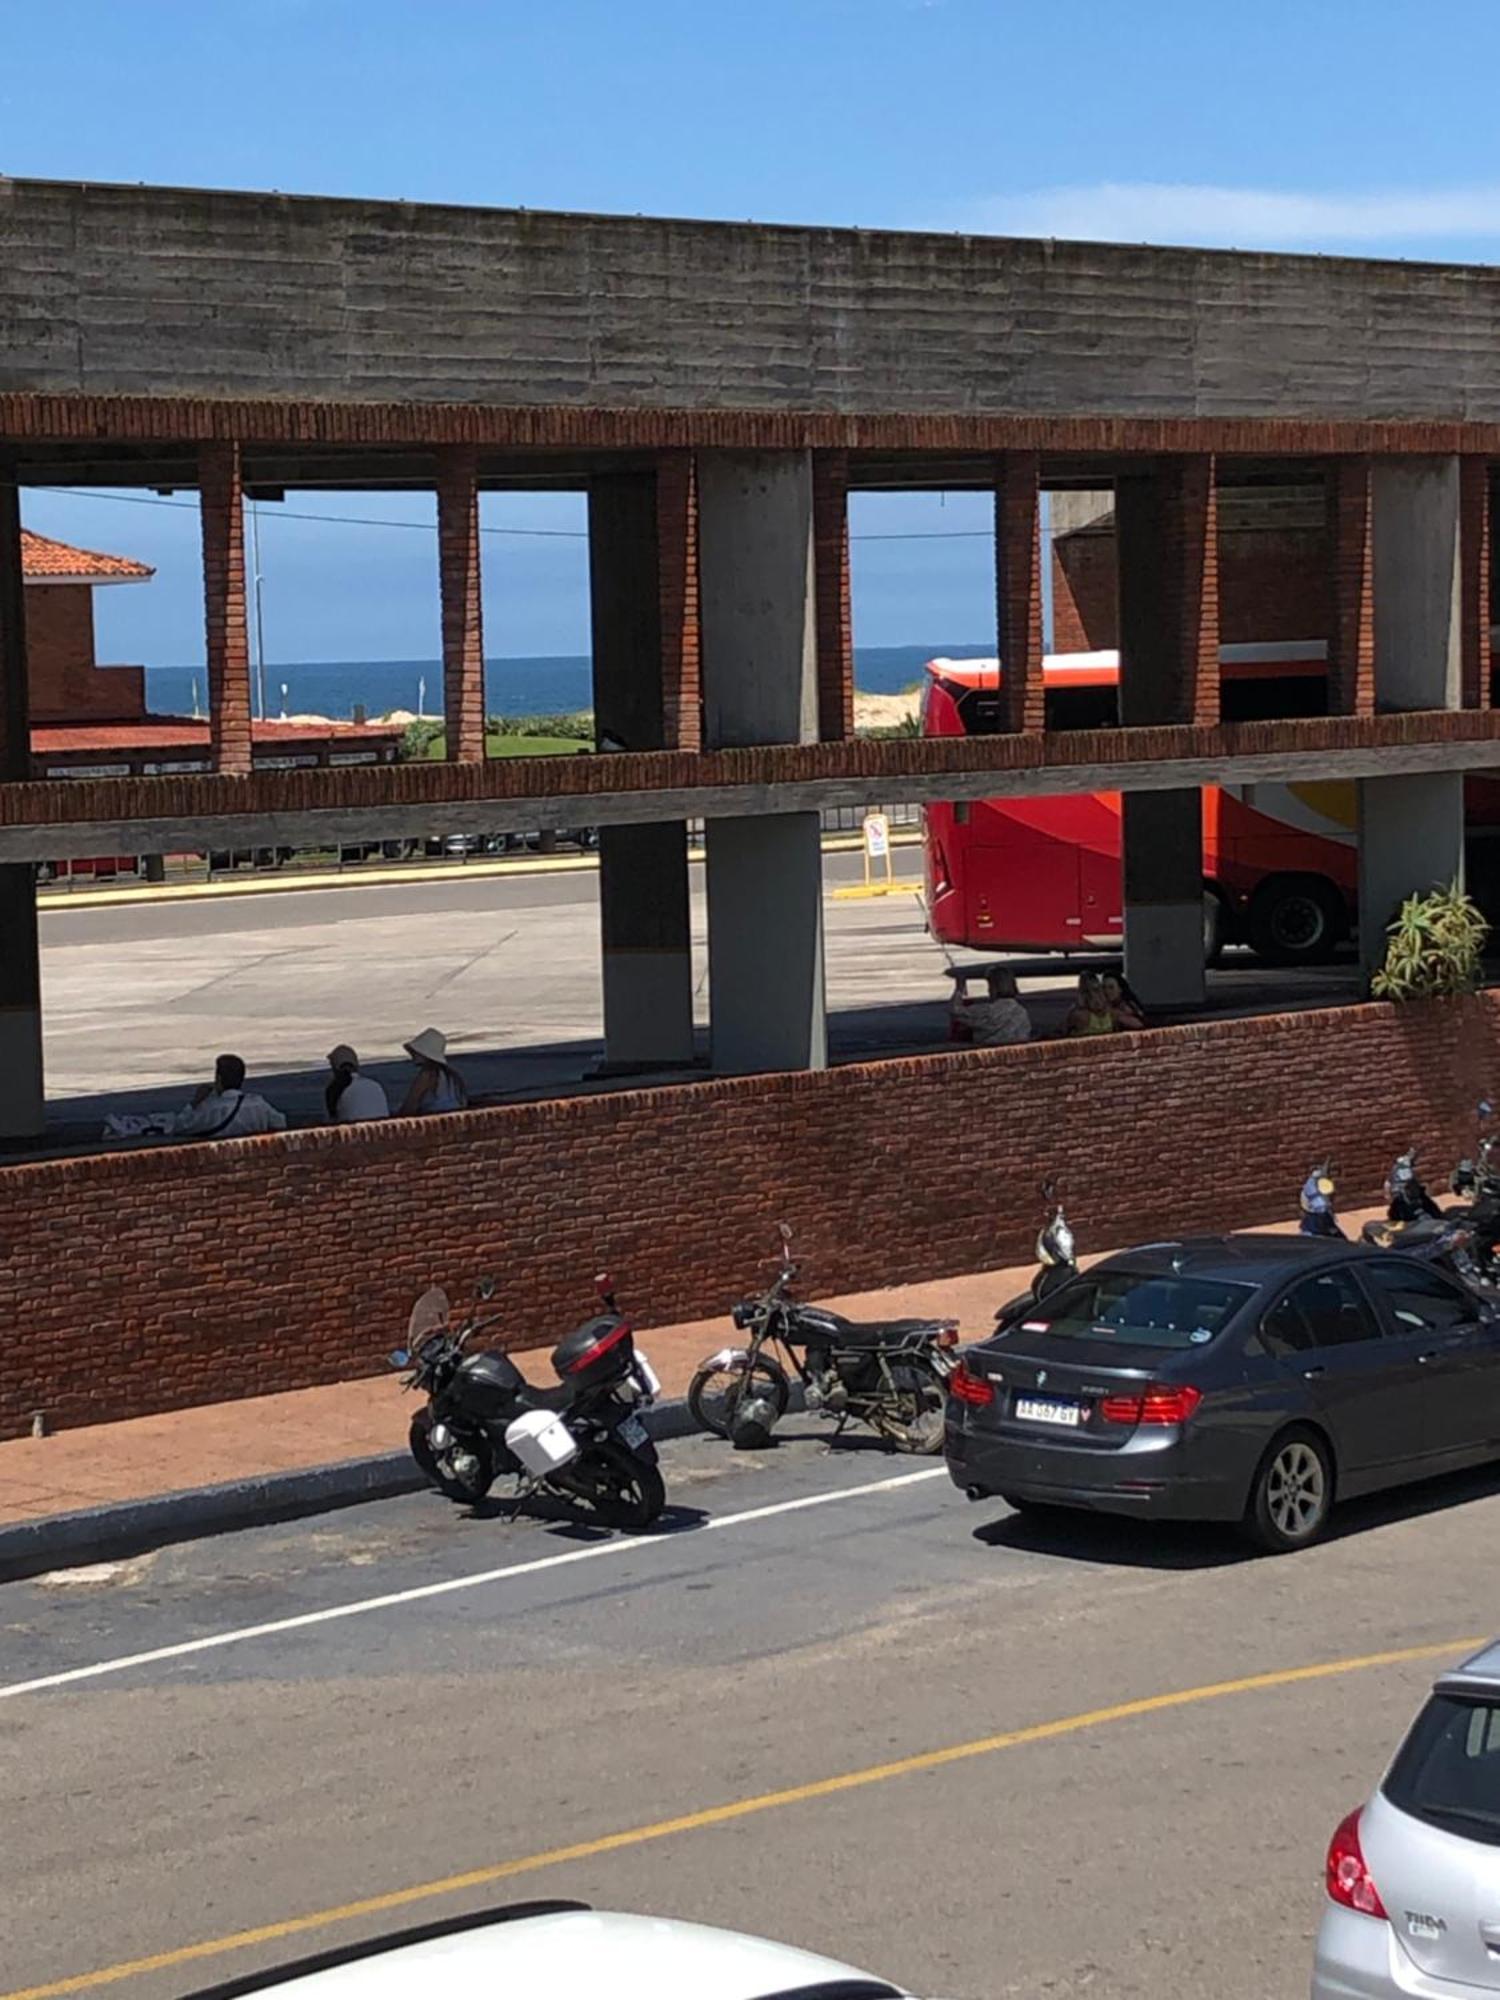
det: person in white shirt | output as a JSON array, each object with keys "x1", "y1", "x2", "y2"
[
  {"x1": 325, "y1": 1044, "x2": 391, "y2": 1124},
  {"x1": 950, "y1": 967, "x2": 1032, "y2": 1048},
  {"x1": 167, "y1": 1054, "x2": 288, "y2": 1139}
]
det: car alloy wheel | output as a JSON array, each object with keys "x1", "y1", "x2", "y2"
[{"x1": 1256, "y1": 1436, "x2": 1330, "y2": 1549}]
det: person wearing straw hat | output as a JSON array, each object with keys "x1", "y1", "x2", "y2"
[
  {"x1": 324, "y1": 1044, "x2": 390, "y2": 1124},
  {"x1": 398, "y1": 1027, "x2": 469, "y2": 1116}
]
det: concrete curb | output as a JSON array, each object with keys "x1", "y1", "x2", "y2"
[{"x1": 0, "y1": 1391, "x2": 719, "y2": 1584}]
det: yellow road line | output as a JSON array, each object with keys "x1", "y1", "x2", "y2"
[
  {"x1": 4, "y1": 1634, "x2": 1476, "y2": 2000},
  {"x1": 39, "y1": 831, "x2": 922, "y2": 911}
]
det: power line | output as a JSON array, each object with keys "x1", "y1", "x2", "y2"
[{"x1": 40, "y1": 485, "x2": 995, "y2": 544}]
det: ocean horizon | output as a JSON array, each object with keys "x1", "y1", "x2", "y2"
[{"x1": 143, "y1": 642, "x2": 992, "y2": 722}]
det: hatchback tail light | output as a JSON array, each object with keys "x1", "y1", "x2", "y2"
[
  {"x1": 1325, "y1": 1809, "x2": 1388, "y2": 1920},
  {"x1": 948, "y1": 1362, "x2": 995, "y2": 1407},
  {"x1": 1098, "y1": 1385, "x2": 1203, "y2": 1427}
]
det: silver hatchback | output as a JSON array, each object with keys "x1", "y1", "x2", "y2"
[{"x1": 1313, "y1": 1640, "x2": 1500, "y2": 1996}]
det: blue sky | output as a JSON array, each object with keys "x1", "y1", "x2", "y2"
[{"x1": 12, "y1": 0, "x2": 1500, "y2": 672}]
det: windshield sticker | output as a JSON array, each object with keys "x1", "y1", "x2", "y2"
[{"x1": 1189, "y1": 1327, "x2": 1214, "y2": 1344}]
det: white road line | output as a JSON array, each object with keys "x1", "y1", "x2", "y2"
[{"x1": 0, "y1": 1465, "x2": 948, "y2": 1701}]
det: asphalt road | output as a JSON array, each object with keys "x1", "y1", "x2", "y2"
[
  {"x1": 37, "y1": 854, "x2": 1359, "y2": 1135},
  {"x1": 5, "y1": 1426, "x2": 1497, "y2": 2000}
]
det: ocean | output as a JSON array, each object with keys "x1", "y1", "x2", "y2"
[{"x1": 143, "y1": 642, "x2": 991, "y2": 722}]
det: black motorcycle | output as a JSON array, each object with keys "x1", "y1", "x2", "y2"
[
  {"x1": 994, "y1": 1183, "x2": 1081, "y2": 1332},
  {"x1": 687, "y1": 1224, "x2": 959, "y2": 1453},
  {"x1": 389, "y1": 1274, "x2": 666, "y2": 1529}
]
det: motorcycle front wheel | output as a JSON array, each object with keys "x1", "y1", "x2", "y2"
[
  {"x1": 882, "y1": 1362, "x2": 948, "y2": 1455},
  {"x1": 562, "y1": 1438, "x2": 666, "y2": 1531},
  {"x1": 409, "y1": 1411, "x2": 497, "y2": 1504},
  {"x1": 687, "y1": 1355, "x2": 791, "y2": 1440}
]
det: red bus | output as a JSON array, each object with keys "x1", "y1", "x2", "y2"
[{"x1": 921, "y1": 642, "x2": 1472, "y2": 965}]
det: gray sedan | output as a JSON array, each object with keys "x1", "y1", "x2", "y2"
[{"x1": 945, "y1": 1235, "x2": 1500, "y2": 1552}]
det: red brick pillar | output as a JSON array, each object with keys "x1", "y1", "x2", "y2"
[
  {"x1": 436, "y1": 446, "x2": 486, "y2": 765},
  {"x1": 1116, "y1": 456, "x2": 1219, "y2": 727},
  {"x1": 995, "y1": 451, "x2": 1044, "y2": 732},
  {"x1": 199, "y1": 443, "x2": 252, "y2": 775},
  {"x1": 1327, "y1": 457, "x2": 1375, "y2": 718},
  {"x1": 812, "y1": 450, "x2": 854, "y2": 741},
  {"x1": 656, "y1": 452, "x2": 702, "y2": 752},
  {"x1": 1173, "y1": 455, "x2": 1220, "y2": 726},
  {"x1": 1461, "y1": 456, "x2": 1492, "y2": 709}
]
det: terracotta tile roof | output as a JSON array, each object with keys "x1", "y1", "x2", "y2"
[
  {"x1": 30, "y1": 719, "x2": 405, "y2": 754},
  {"x1": 21, "y1": 529, "x2": 154, "y2": 583}
]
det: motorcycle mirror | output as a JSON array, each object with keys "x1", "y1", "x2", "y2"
[
  {"x1": 476, "y1": 1275, "x2": 496, "y2": 1301},
  {"x1": 594, "y1": 1270, "x2": 616, "y2": 1300},
  {"x1": 777, "y1": 1221, "x2": 793, "y2": 1245},
  {"x1": 1481, "y1": 1100, "x2": 1495, "y2": 1120},
  {"x1": 388, "y1": 1349, "x2": 410, "y2": 1369}
]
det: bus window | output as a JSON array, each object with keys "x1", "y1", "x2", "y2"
[{"x1": 1044, "y1": 684, "x2": 1119, "y2": 731}]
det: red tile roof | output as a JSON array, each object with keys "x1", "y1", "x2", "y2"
[
  {"x1": 21, "y1": 529, "x2": 154, "y2": 583},
  {"x1": 30, "y1": 719, "x2": 404, "y2": 754}
]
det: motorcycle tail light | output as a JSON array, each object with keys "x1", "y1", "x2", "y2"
[{"x1": 935, "y1": 1322, "x2": 960, "y2": 1349}]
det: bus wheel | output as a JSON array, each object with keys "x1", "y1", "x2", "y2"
[
  {"x1": 1247, "y1": 875, "x2": 1343, "y2": 964},
  {"x1": 1203, "y1": 890, "x2": 1228, "y2": 966}
]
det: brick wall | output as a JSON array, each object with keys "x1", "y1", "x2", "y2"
[
  {"x1": 24, "y1": 587, "x2": 147, "y2": 722},
  {"x1": 4, "y1": 992, "x2": 1498, "y2": 1438}
]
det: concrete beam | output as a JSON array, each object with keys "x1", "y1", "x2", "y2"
[
  {"x1": 1359, "y1": 773, "x2": 1466, "y2": 980},
  {"x1": 0, "y1": 476, "x2": 44, "y2": 1137},
  {"x1": 6, "y1": 732, "x2": 1500, "y2": 867},
  {"x1": 706, "y1": 813, "x2": 826, "y2": 1074},
  {"x1": 1372, "y1": 456, "x2": 1463, "y2": 710},
  {"x1": 698, "y1": 451, "x2": 818, "y2": 748}
]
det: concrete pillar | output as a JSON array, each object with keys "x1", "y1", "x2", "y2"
[
  {"x1": 1115, "y1": 458, "x2": 1218, "y2": 1008},
  {"x1": 996, "y1": 451, "x2": 1044, "y2": 733},
  {"x1": 199, "y1": 443, "x2": 252, "y2": 775},
  {"x1": 812, "y1": 452, "x2": 854, "y2": 741},
  {"x1": 698, "y1": 450, "x2": 826, "y2": 1073},
  {"x1": 436, "y1": 446, "x2": 486, "y2": 764},
  {"x1": 0, "y1": 472, "x2": 44, "y2": 1138},
  {"x1": 1327, "y1": 457, "x2": 1375, "y2": 717},
  {"x1": 588, "y1": 468, "x2": 694, "y2": 1071},
  {"x1": 1359, "y1": 456, "x2": 1467, "y2": 979}
]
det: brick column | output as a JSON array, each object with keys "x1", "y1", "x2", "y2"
[
  {"x1": 812, "y1": 450, "x2": 854, "y2": 741},
  {"x1": 995, "y1": 451, "x2": 1044, "y2": 733},
  {"x1": 1461, "y1": 456, "x2": 1492, "y2": 710},
  {"x1": 436, "y1": 446, "x2": 486, "y2": 764},
  {"x1": 1327, "y1": 456, "x2": 1375, "y2": 718},
  {"x1": 0, "y1": 469, "x2": 44, "y2": 1137},
  {"x1": 656, "y1": 451, "x2": 702, "y2": 751},
  {"x1": 199, "y1": 443, "x2": 252, "y2": 775}
]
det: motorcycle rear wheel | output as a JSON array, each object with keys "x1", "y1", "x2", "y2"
[
  {"x1": 883, "y1": 1363, "x2": 947, "y2": 1455},
  {"x1": 563, "y1": 1439, "x2": 666, "y2": 1531},
  {"x1": 688, "y1": 1356, "x2": 791, "y2": 1440},
  {"x1": 409, "y1": 1411, "x2": 496, "y2": 1504}
]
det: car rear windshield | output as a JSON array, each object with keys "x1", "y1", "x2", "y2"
[
  {"x1": 1019, "y1": 1270, "x2": 1254, "y2": 1350},
  {"x1": 1384, "y1": 1693, "x2": 1500, "y2": 1845}
]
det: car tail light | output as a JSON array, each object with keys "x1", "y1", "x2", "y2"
[
  {"x1": 1325, "y1": 1809, "x2": 1388, "y2": 1920},
  {"x1": 948, "y1": 1362, "x2": 995, "y2": 1407},
  {"x1": 1098, "y1": 1385, "x2": 1204, "y2": 1427}
]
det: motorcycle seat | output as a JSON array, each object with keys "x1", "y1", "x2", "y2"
[
  {"x1": 513, "y1": 1380, "x2": 573, "y2": 1415},
  {"x1": 790, "y1": 1307, "x2": 950, "y2": 1350}
]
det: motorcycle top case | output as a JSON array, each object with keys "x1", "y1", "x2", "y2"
[
  {"x1": 551, "y1": 1313, "x2": 635, "y2": 1392},
  {"x1": 504, "y1": 1407, "x2": 580, "y2": 1477},
  {"x1": 454, "y1": 1349, "x2": 527, "y2": 1418}
]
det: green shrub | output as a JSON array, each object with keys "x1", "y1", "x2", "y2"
[
  {"x1": 1371, "y1": 880, "x2": 1490, "y2": 1001},
  {"x1": 398, "y1": 718, "x2": 446, "y2": 761}
]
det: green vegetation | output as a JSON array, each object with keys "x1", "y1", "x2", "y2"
[
  {"x1": 858, "y1": 713, "x2": 923, "y2": 740},
  {"x1": 1371, "y1": 880, "x2": 1490, "y2": 1001},
  {"x1": 398, "y1": 714, "x2": 593, "y2": 762}
]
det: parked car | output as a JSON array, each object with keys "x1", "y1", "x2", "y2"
[
  {"x1": 178, "y1": 1902, "x2": 918, "y2": 1999},
  {"x1": 946, "y1": 1234, "x2": 1500, "y2": 1552},
  {"x1": 1312, "y1": 1637, "x2": 1500, "y2": 1997}
]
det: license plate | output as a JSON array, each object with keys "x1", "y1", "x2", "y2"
[
  {"x1": 618, "y1": 1415, "x2": 648, "y2": 1448},
  {"x1": 1014, "y1": 1394, "x2": 1083, "y2": 1428}
]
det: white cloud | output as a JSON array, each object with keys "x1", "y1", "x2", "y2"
[{"x1": 949, "y1": 182, "x2": 1500, "y2": 252}]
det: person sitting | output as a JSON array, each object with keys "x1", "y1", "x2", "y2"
[
  {"x1": 325, "y1": 1044, "x2": 391, "y2": 1124},
  {"x1": 1063, "y1": 973, "x2": 1117, "y2": 1038},
  {"x1": 167, "y1": 1053, "x2": 287, "y2": 1139},
  {"x1": 398, "y1": 1027, "x2": 469, "y2": 1116},
  {"x1": 950, "y1": 967, "x2": 1032, "y2": 1047},
  {"x1": 1102, "y1": 971, "x2": 1146, "y2": 1032}
]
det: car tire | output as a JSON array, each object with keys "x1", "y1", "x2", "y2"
[
  {"x1": 1243, "y1": 1427, "x2": 1333, "y2": 1553},
  {"x1": 1204, "y1": 888, "x2": 1228, "y2": 966},
  {"x1": 1246, "y1": 875, "x2": 1343, "y2": 965}
]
